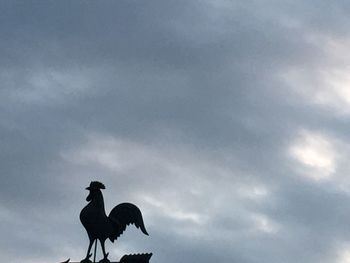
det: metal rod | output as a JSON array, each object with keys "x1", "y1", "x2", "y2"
[{"x1": 93, "y1": 239, "x2": 97, "y2": 263}]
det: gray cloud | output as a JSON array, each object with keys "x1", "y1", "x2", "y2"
[{"x1": 1, "y1": 1, "x2": 350, "y2": 263}]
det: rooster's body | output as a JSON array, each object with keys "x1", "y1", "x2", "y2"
[{"x1": 80, "y1": 181, "x2": 148, "y2": 263}]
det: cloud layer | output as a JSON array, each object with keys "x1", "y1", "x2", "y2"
[{"x1": 2, "y1": 1, "x2": 350, "y2": 263}]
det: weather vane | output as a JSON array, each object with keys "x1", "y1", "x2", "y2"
[{"x1": 62, "y1": 181, "x2": 152, "y2": 263}]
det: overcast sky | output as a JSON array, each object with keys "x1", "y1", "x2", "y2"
[{"x1": 3, "y1": 1, "x2": 350, "y2": 263}]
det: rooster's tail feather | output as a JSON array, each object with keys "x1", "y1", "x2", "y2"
[{"x1": 108, "y1": 202, "x2": 149, "y2": 241}]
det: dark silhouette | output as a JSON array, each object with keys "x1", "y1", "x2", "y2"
[
  {"x1": 80, "y1": 181, "x2": 149, "y2": 263},
  {"x1": 62, "y1": 253, "x2": 153, "y2": 263},
  {"x1": 120, "y1": 253, "x2": 153, "y2": 263}
]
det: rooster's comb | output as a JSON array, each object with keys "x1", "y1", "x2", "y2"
[{"x1": 88, "y1": 181, "x2": 105, "y2": 190}]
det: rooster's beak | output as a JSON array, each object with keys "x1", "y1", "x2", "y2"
[{"x1": 85, "y1": 187, "x2": 91, "y2": 190}]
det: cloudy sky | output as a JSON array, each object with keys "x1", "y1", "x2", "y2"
[{"x1": 3, "y1": 1, "x2": 350, "y2": 262}]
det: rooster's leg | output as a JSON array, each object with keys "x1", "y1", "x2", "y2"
[
  {"x1": 86, "y1": 239, "x2": 94, "y2": 259},
  {"x1": 80, "y1": 239, "x2": 94, "y2": 263},
  {"x1": 98, "y1": 239, "x2": 110, "y2": 263}
]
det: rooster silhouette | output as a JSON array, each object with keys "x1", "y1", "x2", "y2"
[{"x1": 80, "y1": 181, "x2": 149, "y2": 263}]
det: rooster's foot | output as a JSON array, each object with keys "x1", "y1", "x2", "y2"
[
  {"x1": 80, "y1": 258, "x2": 92, "y2": 263},
  {"x1": 98, "y1": 258, "x2": 110, "y2": 263}
]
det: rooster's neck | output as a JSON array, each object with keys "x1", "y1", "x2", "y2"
[{"x1": 90, "y1": 190, "x2": 106, "y2": 213}]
